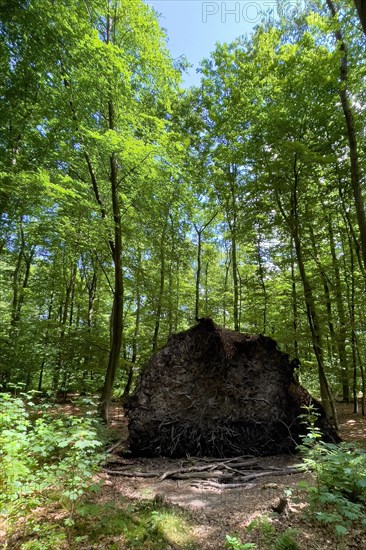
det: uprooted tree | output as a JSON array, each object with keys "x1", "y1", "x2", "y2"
[{"x1": 125, "y1": 318, "x2": 340, "y2": 457}]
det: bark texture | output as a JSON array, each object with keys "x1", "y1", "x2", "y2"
[{"x1": 125, "y1": 318, "x2": 340, "y2": 458}]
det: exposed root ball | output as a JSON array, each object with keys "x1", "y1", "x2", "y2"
[{"x1": 125, "y1": 318, "x2": 340, "y2": 457}]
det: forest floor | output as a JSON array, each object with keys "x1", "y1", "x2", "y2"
[
  {"x1": 89, "y1": 402, "x2": 366, "y2": 550},
  {"x1": 2, "y1": 402, "x2": 366, "y2": 549}
]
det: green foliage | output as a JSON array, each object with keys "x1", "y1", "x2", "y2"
[
  {"x1": 225, "y1": 534, "x2": 256, "y2": 549},
  {"x1": 0, "y1": 393, "x2": 198, "y2": 548},
  {"x1": 0, "y1": 393, "x2": 105, "y2": 543},
  {"x1": 272, "y1": 529, "x2": 301, "y2": 550},
  {"x1": 75, "y1": 498, "x2": 197, "y2": 549},
  {"x1": 298, "y1": 406, "x2": 366, "y2": 536},
  {"x1": 227, "y1": 516, "x2": 300, "y2": 550}
]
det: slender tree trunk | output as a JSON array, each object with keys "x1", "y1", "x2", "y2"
[
  {"x1": 326, "y1": 213, "x2": 349, "y2": 402},
  {"x1": 294, "y1": 236, "x2": 338, "y2": 425},
  {"x1": 355, "y1": 340, "x2": 366, "y2": 416},
  {"x1": 231, "y1": 231, "x2": 240, "y2": 331},
  {"x1": 10, "y1": 226, "x2": 25, "y2": 327},
  {"x1": 152, "y1": 221, "x2": 167, "y2": 352},
  {"x1": 87, "y1": 271, "x2": 97, "y2": 328},
  {"x1": 256, "y1": 234, "x2": 267, "y2": 334},
  {"x1": 307, "y1": 219, "x2": 341, "y2": 396},
  {"x1": 99, "y1": 145, "x2": 124, "y2": 422},
  {"x1": 223, "y1": 252, "x2": 231, "y2": 328},
  {"x1": 228, "y1": 172, "x2": 240, "y2": 332},
  {"x1": 122, "y1": 252, "x2": 142, "y2": 400},
  {"x1": 353, "y1": 0, "x2": 366, "y2": 36},
  {"x1": 194, "y1": 212, "x2": 217, "y2": 320},
  {"x1": 98, "y1": 7, "x2": 125, "y2": 421},
  {"x1": 174, "y1": 258, "x2": 180, "y2": 333},
  {"x1": 290, "y1": 238, "x2": 299, "y2": 360},
  {"x1": 53, "y1": 264, "x2": 76, "y2": 390},
  {"x1": 168, "y1": 215, "x2": 175, "y2": 337},
  {"x1": 38, "y1": 293, "x2": 54, "y2": 392},
  {"x1": 327, "y1": 0, "x2": 366, "y2": 275},
  {"x1": 62, "y1": 15, "x2": 124, "y2": 422},
  {"x1": 280, "y1": 155, "x2": 338, "y2": 427},
  {"x1": 293, "y1": 228, "x2": 337, "y2": 426},
  {"x1": 204, "y1": 261, "x2": 209, "y2": 316}
]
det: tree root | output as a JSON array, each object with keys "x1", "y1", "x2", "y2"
[{"x1": 104, "y1": 457, "x2": 300, "y2": 487}]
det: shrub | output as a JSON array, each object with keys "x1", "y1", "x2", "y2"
[
  {"x1": 297, "y1": 404, "x2": 366, "y2": 536},
  {"x1": 0, "y1": 392, "x2": 105, "y2": 542}
]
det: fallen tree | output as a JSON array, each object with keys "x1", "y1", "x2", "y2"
[{"x1": 125, "y1": 318, "x2": 340, "y2": 457}]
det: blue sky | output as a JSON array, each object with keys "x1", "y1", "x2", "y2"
[{"x1": 146, "y1": 1, "x2": 269, "y2": 87}]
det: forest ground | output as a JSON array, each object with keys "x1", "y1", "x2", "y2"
[
  {"x1": 2, "y1": 402, "x2": 366, "y2": 549},
  {"x1": 93, "y1": 402, "x2": 366, "y2": 550}
]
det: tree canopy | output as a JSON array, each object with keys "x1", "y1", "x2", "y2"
[{"x1": 1, "y1": 0, "x2": 366, "y2": 423}]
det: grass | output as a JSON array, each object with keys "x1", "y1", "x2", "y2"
[{"x1": 3, "y1": 497, "x2": 198, "y2": 549}]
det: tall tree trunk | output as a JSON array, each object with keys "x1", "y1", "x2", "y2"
[
  {"x1": 231, "y1": 231, "x2": 240, "y2": 331},
  {"x1": 204, "y1": 261, "x2": 209, "y2": 316},
  {"x1": 256, "y1": 234, "x2": 267, "y2": 334},
  {"x1": 290, "y1": 238, "x2": 299, "y2": 360},
  {"x1": 326, "y1": 213, "x2": 349, "y2": 402},
  {"x1": 307, "y1": 218, "x2": 341, "y2": 396},
  {"x1": 327, "y1": 0, "x2": 366, "y2": 275},
  {"x1": 223, "y1": 251, "x2": 231, "y2": 329},
  {"x1": 38, "y1": 292, "x2": 54, "y2": 392},
  {"x1": 98, "y1": 15, "x2": 125, "y2": 420},
  {"x1": 53, "y1": 263, "x2": 76, "y2": 390},
  {"x1": 99, "y1": 145, "x2": 124, "y2": 422},
  {"x1": 193, "y1": 212, "x2": 217, "y2": 320},
  {"x1": 228, "y1": 172, "x2": 240, "y2": 331},
  {"x1": 168, "y1": 215, "x2": 175, "y2": 337},
  {"x1": 349, "y1": 245, "x2": 358, "y2": 413},
  {"x1": 194, "y1": 227, "x2": 202, "y2": 321},
  {"x1": 123, "y1": 254, "x2": 142, "y2": 400},
  {"x1": 152, "y1": 221, "x2": 167, "y2": 352},
  {"x1": 277, "y1": 155, "x2": 338, "y2": 427},
  {"x1": 10, "y1": 224, "x2": 25, "y2": 328},
  {"x1": 353, "y1": 0, "x2": 366, "y2": 36}
]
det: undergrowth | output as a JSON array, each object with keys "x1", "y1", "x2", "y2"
[
  {"x1": 0, "y1": 391, "x2": 197, "y2": 549},
  {"x1": 226, "y1": 404, "x2": 366, "y2": 549},
  {"x1": 0, "y1": 391, "x2": 105, "y2": 547},
  {"x1": 225, "y1": 517, "x2": 300, "y2": 550},
  {"x1": 297, "y1": 404, "x2": 366, "y2": 538}
]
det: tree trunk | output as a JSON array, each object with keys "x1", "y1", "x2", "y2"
[
  {"x1": 228, "y1": 173, "x2": 240, "y2": 332},
  {"x1": 53, "y1": 264, "x2": 76, "y2": 390},
  {"x1": 284, "y1": 155, "x2": 338, "y2": 427},
  {"x1": 327, "y1": 0, "x2": 366, "y2": 275},
  {"x1": 194, "y1": 212, "x2": 217, "y2": 321},
  {"x1": 38, "y1": 293, "x2": 54, "y2": 392},
  {"x1": 353, "y1": 0, "x2": 366, "y2": 36},
  {"x1": 223, "y1": 250, "x2": 231, "y2": 329},
  {"x1": 256, "y1": 234, "x2": 268, "y2": 334},
  {"x1": 231, "y1": 230, "x2": 240, "y2": 331},
  {"x1": 326, "y1": 213, "x2": 349, "y2": 402},
  {"x1": 99, "y1": 146, "x2": 124, "y2": 422},
  {"x1": 290, "y1": 238, "x2": 299, "y2": 360},
  {"x1": 152, "y1": 220, "x2": 167, "y2": 352}
]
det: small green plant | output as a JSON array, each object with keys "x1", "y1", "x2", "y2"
[
  {"x1": 246, "y1": 515, "x2": 300, "y2": 550},
  {"x1": 225, "y1": 534, "x2": 256, "y2": 549},
  {"x1": 297, "y1": 404, "x2": 366, "y2": 537},
  {"x1": 273, "y1": 528, "x2": 301, "y2": 550},
  {"x1": 227, "y1": 516, "x2": 299, "y2": 550}
]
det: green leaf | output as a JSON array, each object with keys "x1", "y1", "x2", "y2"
[{"x1": 335, "y1": 525, "x2": 348, "y2": 536}]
